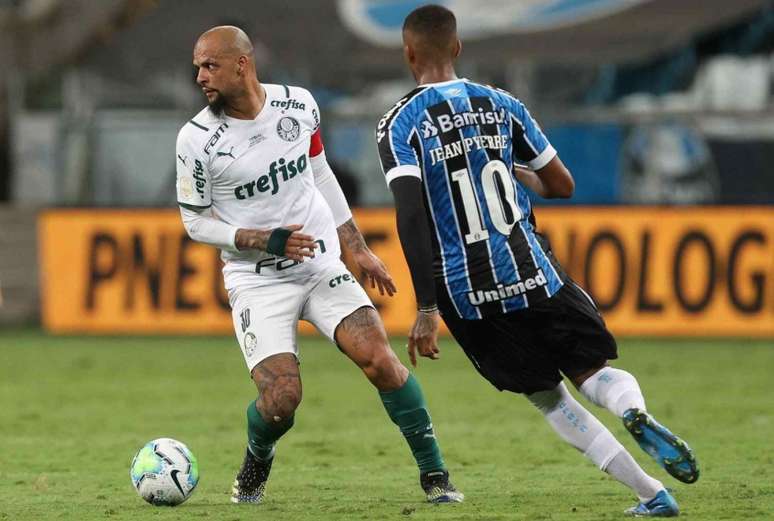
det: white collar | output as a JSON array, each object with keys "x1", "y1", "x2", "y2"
[{"x1": 418, "y1": 78, "x2": 468, "y2": 87}]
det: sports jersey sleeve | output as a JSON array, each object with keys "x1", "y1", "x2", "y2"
[
  {"x1": 507, "y1": 98, "x2": 557, "y2": 171},
  {"x1": 376, "y1": 103, "x2": 421, "y2": 187},
  {"x1": 175, "y1": 129, "x2": 212, "y2": 209},
  {"x1": 391, "y1": 176, "x2": 436, "y2": 308},
  {"x1": 305, "y1": 92, "x2": 353, "y2": 227},
  {"x1": 179, "y1": 206, "x2": 239, "y2": 252}
]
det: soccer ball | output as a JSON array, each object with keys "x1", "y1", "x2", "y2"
[{"x1": 130, "y1": 438, "x2": 199, "y2": 506}]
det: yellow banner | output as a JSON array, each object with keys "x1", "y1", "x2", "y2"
[{"x1": 39, "y1": 207, "x2": 773, "y2": 336}]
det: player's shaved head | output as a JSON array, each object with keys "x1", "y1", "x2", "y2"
[
  {"x1": 193, "y1": 25, "x2": 261, "y2": 117},
  {"x1": 196, "y1": 25, "x2": 254, "y2": 58},
  {"x1": 402, "y1": 4, "x2": 458, "y2": 61}
]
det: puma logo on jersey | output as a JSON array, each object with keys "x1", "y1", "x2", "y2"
[
  {"x1": 234, "y1": 153, "x2": 308, "y2": 200},
  {"x1": 217, "y1": 146, "x2": 235, "y2": 159}
]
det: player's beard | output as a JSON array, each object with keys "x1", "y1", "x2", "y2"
[{"x1": 208, "y1": 91, "x2": 227, "y2": 117}]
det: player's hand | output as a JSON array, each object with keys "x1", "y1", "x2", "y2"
[
  {"x1": 278, "y1": 224, "x2": 318, "y2": 262},
  {"x1": 235, "y1": 225, "x2": 317, "y2": 262},
  {"x1": 352, "y1": 249, "x2": 397, "y2": 297},
  {"x1": 407, "y1": 310, "x2": 440, "y2": 367}
]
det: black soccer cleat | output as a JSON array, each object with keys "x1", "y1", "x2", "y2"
[
  {"x1": 230, "y1": 447, "x2": 273, "y2": 504},
  {"x1": 420, "y1": 470, "x2": 464, "y2": 503}
]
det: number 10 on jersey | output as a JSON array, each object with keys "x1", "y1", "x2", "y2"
[{"x1": 451, "y1": 159, "x2": 522, "y2": 244}]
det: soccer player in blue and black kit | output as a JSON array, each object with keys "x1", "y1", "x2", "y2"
[{"x1": 377, "y1": 5, "x2": 699, "y2": 517}]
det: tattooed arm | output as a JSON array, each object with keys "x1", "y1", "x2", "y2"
[
  {"x1": 234, "y1": 225, "x2": 317, "y2": 262},
  {"x1": 337, "y1": 218, "x2": 397, "y2": 296}
]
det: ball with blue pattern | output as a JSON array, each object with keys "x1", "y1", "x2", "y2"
[{"x1": 130, "y1": 438, "x2": 199, "y2": 506}]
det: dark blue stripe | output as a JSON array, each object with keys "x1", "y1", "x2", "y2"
[{"x1": 519, "y1": 220, "x2": 563, "y2": 294}]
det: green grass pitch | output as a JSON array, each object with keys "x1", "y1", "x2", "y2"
[{"x1": 1, "y1": 329, "x2": 772, "y2": 520}]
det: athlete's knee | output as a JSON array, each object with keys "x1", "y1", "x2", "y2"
[
  {"x1": 262, "y1": 380, "x2": 302, "y2": 421},
  {"x1": 335, "y1": 306, "x2": 387, "y2": 347},
  {"x1": 335, "y1": 307, "x2": 408, "y2": 389},
  {"x1": 361, "y1": 346, "x2": 407, "y2": 390},
  {"x1": 568, "y1": 361, "x2": 609, "y2": 388},
  {"x1": 527, "y1": 383, "x2": 567, "y2": 414},
  {"x1": 252, "y1": 353, "x2": 302, "y2": 422}
]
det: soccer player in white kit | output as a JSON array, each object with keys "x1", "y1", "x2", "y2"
[{"x1": 175, "y1": 26, "x2": 463, "y2": 504}]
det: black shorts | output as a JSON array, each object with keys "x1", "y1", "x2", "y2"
[{"x1": 439, "y1": 280, "x2": 618, "y2": 395}]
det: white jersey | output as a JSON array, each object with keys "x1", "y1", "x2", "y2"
[{"x1": 175, "y1": 84, "x2": 340, "y2": 290}]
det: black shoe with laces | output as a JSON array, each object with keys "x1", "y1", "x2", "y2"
[
  {"x1": 420, "y1": 469, "x2": 464, "y2": 503},
  {"x1": 230, "y1": 447, "x2": 273, "y2": 503}
]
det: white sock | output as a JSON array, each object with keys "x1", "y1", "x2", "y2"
[
  {"x1": 579, "y1": 367, "x2": 646, "y2": 417},
  {"x1": 605, "y1": 450, "x2": 664, "y2": 502},
  {"x1": 527, "y1": 382, "x2": 662, "y2": 502}
]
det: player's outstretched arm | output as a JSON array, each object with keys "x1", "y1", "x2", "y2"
[
  {"x1": 390, "y1": 176, "x2": 441, "y2": 366},
  {"x1": 180, "y1": 207, "x2": 316, "y2": 262},
  {"x1": 337, "y1": 219, "x2": 397, "y2": 297},
  {"x1": 513, "y1": 156, "x2": 574, "y2": 199}
]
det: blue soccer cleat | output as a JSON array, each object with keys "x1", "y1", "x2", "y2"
[
  {"x1": 625, "y1": 489, "x2": 680, "y2": 517},
  {"x1": 623, "y1": 408, "x2": 699, "y2": 484},
  {"x1": 420, "y1": 470, "x2": 464, "y2": 503}
]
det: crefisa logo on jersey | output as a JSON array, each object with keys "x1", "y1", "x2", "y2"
[
  {"x1": 270, "y1": 98, "x2": 306, "y2": 111},
  {"x1": 328, "y1": 272, "x2": 357, "y2": 288},
  {"x1": 277, "y1": 117, "x2": 300, "y2": 141},
  {"x1": 234, "y1": 153, "x2": 308, "y2": 199},
  {"x1": 193, "y1": 159, "x2": 206, "y2": 198}
]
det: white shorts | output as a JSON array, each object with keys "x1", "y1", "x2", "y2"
[{"x1": 228, "y1": 262, "x2": 373, "y2": 371}]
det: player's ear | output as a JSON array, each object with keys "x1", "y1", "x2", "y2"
[
  {"x1": 453, "y1": 39, "x2": 462, "y2": 59},
  {"x1": 237, "y1": 55, "x2": 247, "y2": 75},
  {"x1": 403, "y1": 43, "x2": 412, "y2": 64},
  {"x1": 402, "y1": 30, "x2": 414, "y2": 64}
]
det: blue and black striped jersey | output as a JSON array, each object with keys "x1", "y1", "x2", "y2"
[{"x1": 377, "y1": 78, "x2": 566, "y2": 320}]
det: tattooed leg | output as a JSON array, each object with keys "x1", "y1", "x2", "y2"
[
  {"x1": 335, "y1": 306, "x2": 408, "y2": 391},
  {"x1": 244, "y1": 353, "x2": 301, "y2": 461},
  {"x1": 251, "y1": 353, "x2": 302, "y2": 422}
]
